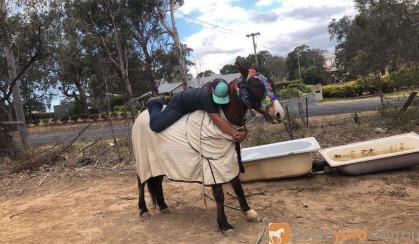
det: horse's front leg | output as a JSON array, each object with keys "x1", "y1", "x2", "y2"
[
  {"x1": 212, "y1": 184, "x2": 234, "y2": 232},
  {"x1": 230, "y1": 176, "x2": 259, "y2": 222}
]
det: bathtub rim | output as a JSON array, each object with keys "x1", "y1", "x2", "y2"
[
  {"x1": 241, "y1": 137, "x2": 320, "y2": 162},
  {"x1": 319, "y1": 132, "x2": 419, "y2": 167}
]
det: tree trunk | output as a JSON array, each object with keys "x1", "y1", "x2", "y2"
[
  {"x1": 169, "y1": 1, "x2": 187, "y2": 89},
  {"x1": 376, "y1": 73, "x2": 383, "y2": 106},
  {"x1": 74, "y1": 81, "x2": 89, "y2": 114},
  {"x1": 4, "y1": 45, "x2": 29, "y2": 147}
]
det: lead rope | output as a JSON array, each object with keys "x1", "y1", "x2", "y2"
[
  {"x1": 198, "y1": 86, "x2": 266, "y2": 243},
  {"x1": 236, "y1": 83, "x2": 266, "y2": 244},
  {"x1": 198, "y1": 113, "x2": 208, "y2": 211}
]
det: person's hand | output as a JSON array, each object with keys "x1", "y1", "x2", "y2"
[{"x1": 233, "y1": 129, "x2": 247, "y2": 143}]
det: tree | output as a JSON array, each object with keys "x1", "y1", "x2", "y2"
[
  {"x1": 266, "y1": 56, "x2": 287, "y2": 82},
  {"x1": 329, "y1": 0, "x2": 419, "y2": 103},
  {"x1": 286, "y1": 45, "x2": 326, "y2": 83},
  {"x1": 197, "y1": 70, "x2": 215, "y2": 78},
  {"x1": 0, "y1": 0, "x2": 52, "y2": 147},
  {"x1": 220, "y1": 64, "x2": 238, "y2": 75},
  {"x1": 156, "y1": 0, "x2": 188, "y2": 89}
]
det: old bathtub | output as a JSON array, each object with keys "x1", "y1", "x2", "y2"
[
  {"x1": 319, "y1": 132, "x2": 419, "y2": 175},
  {"x1": 240, "y1": 137, "x2": 320, "y2": 182}
]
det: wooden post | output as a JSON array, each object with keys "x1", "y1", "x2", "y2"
[
  {"x1": 284, "y1": 105, "x2": 294, "y2": 140},
  {"x1": 400, "y1": 91, "x2": 417, "y2": 113},
  {"x1": 305, "y1": 97, "x2": 309, "y2": 127}
]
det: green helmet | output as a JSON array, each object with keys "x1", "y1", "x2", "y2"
[{"x1": 212, "y1": 79, "x2": 229, "y2": 104}]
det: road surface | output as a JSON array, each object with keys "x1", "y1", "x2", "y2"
[{"x1": 28, "y1": 97, "x2": 406, "y2": 145}]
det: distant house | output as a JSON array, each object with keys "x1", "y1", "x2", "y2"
[
  {"x1": 324, "y1": 54, "x2": 337, "y2": 72},
  {"x1": 157, "y1": 73, "x2": 242, "y2": 95}
]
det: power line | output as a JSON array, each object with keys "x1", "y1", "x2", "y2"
[{"x1": 176, "y1": 10, "x2": 242, "y2": 35}]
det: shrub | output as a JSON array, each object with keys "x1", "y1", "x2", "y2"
[
  {"x1": 71, "y1": 115, "x2": 79, "y2": 123},
  {"x1": 33, "y1": 119, "x2": 40, "y2": 126},
  {"x1": 111, "y1": 111, "x2": 118, "y2": 119},
  {"x1": 114, "y1": 105, "x2": 128, "y2": 112},
  {"x1": 90, "y1": 114, "x2": 99, "y2": 121},
  {"x1": 100, "y1": 113, "x2": 108, "y2": 121},
  {"x1": 42, "y1": 119, "x2": 49, "y2": 125},
  {"x1": 80, "y1": 113, "x2": 89, "y2": 122},
  {"x1": 60, "y1": 116, "x2": 69, "y2": 124},
  {"x1": 278, "y1": 87, "x2": 303, "y2": 99},
  {"x1": 323, "y1": 80, "x2": 363, "y2": 98},
  {"x1": 120, "y1": 111, "x2": 128, "y2": 119}
]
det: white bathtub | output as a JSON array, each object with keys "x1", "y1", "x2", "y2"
[
  {"x1": 319, "y1": 132, "x2": 419, "y2": 175},
  {"x1": 240, "y1": 137, "x2": 320, "y2": 182}
]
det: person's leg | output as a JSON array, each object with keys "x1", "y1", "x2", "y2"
[{"x1": 148, "y1": 95, "x2": 186, "y2": 132}]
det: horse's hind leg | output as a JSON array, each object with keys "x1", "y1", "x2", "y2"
[
  {"x1": 230, "y1": 176, "x2": 258, "y2": 222},
  {"x1": 137, "y1": 175, "x2": 150, "y2": 217},
  {"x1": 212, "y1": 184, "x2": 233, "y2": 232},
  {"x1": 154, "y1": 176, "x2": 169, "y2": 213}
]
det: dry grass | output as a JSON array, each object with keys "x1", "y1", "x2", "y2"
[{"x1": 244, "y1": 105, "x2": 419, "y2": 154}]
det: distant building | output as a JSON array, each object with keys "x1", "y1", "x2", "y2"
[
  {"x1": 157, "y1": 73, "x2": 242, "y2": 95},
  {"x1": 324, "y1": 54, "x2": 337, "y2": 72}
]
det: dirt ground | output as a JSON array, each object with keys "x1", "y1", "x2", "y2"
[
  {"x1": 1, "y1": 165, "x2": 418, "y2": 243},
  {"x1": 1, "y1": 111, "x2": 419, "y2": 243}
]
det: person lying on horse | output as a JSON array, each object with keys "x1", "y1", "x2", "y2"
[{"x1": 147, "y1": 78, "x2": 247, "y2": 142}]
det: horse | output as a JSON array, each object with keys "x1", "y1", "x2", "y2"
[{"x1": 133, "y1": 65, "x2": 285, "y2": 232}]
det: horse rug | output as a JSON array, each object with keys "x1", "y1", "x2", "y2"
[{"x1": 132, "y1": 110, "x2": 239, "y2": 185}]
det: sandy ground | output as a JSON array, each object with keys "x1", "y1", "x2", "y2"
[
  {"x1": 2, "y1": 111, "x2": 419, "y2": 243},
  {"x1": 1, "y1": 164, "x2": 418, "y2": 244}
]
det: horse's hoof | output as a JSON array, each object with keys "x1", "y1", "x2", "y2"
[
  {"x1": 160, "y1": 208, "x2": 171, "y2": 214},
  {"x1": 140, "y1": 211, "x2": 151, "y2": 218},
  {"x1": 222, "y1": 228, "x2": 235, "y2": 237},
  {"x1": 244, "y1": 209, "x2": 259, "y2": 222},
  {"x1": 219, "y1": 222, "x2": 234, "y2": 232}
]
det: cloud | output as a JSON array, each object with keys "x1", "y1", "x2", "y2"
[
  {"x1": 282, "y1": 6, "x2": 347, "y2": 20},
  {"x1": 180, "y1": 0, "x2": 356, "y2": 75}
]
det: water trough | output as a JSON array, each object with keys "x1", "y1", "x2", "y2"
[
  {"x1": 240, "y1": 137, "x2": 320, "y2": 182},
  {"x1": 319, "y1": 132, "x2": 419, "y2": 175}
]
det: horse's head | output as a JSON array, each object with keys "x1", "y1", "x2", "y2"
[{"x1": 236, "y1": 63, "x2": 285, "y2": 124}]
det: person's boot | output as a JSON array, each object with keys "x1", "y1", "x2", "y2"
[{"x1": 147, "y1": 95, "x2": 171, "y2": 106}]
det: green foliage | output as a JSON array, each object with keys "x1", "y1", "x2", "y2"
[
  {"x1": 329, "y1": 0, "x2": 418, "y2": 80},
  {"x1": 113, "y1": 105, "x2": 128, "y2": 112},
  {"x1": 278, "y1": 88, "x2": 303, "y2": 99},
  {"x1": 276, "y1": 80, "x2": 313, "y2": 99},
  {"x1": 120, "y1": 111, "x2": 128, "y2": 119},
  {"x1": 111, "y1": 112, "x2": 119, "y2": 119},
  {"x1": 197, "y1": 70, "x2": 215, "y2": 78},
  {"x1": 60, "y1": 116, "x2": 69, "y2": 124},
  {"x1": 301, "y1": 66, "x2": 322, "y2": 85},
  {"x1": 80, "y1": 114, "x2": 89, "y2": 122},
  {"x1": 220, "y1": 64, "x2": 238, "y2": 75},
  {"x1": 32, "y1": 119, "x2": 40, "y2": 126},
  {"x1": 286, "y1": 45, "x2": 326, "y2": 83},
  {"x1": 70, "y1": 101, "x2": 83, "y2": 115},
  {"x1": 111, "y1": 96, "x2": 125, "y2": 108},
  {"x1": 90, "y1": 114, "x2": 99, "y2": 121},
  {"x1": 323, "y1": 81, "x2": 363, "y2": 98},
  {"x1": 71, "y1": 115, "x2": 79, "y2": 123},
  {"x1": 42, "y1": 119, "x2": 50, "y2": 125},
  {"x1": 389, "y1": 68, "x2": 419, "y2": 89}
]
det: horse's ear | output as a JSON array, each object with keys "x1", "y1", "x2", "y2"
[{"x1": 235, "y1": 62, "x2": 248, "y2": 79}]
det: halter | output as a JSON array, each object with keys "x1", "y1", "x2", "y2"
[{"x1": 236, "y1": 71, "x2": 277, "y2": 113}]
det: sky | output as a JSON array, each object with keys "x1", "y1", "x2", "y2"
[{"x1": 175, "y1": 0, "x2": 357, "y2": 76}]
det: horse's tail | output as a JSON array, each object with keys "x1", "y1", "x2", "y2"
[{"x1": 146, "y1": 177, "x2": 157, "y2": 210}]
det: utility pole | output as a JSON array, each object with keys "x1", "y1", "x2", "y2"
[
  {"x1": 1, "y1": 0, "x2": 29, "y2": 147},
  {"x1": 297, "y1": 52, "x2": 302, "y2": 81},
  {"x1": 246, "y1": 32, "x2": 260, "y2": 69}
]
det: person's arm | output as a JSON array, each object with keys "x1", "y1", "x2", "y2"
[{"x1": 208, "y1": 113, "x2": 246, "y2": 142}]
